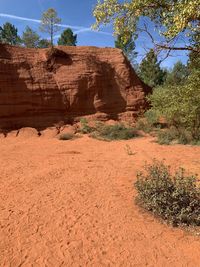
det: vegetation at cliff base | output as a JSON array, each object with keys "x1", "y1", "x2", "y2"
[
  {"x1": 79, "y1": 119, "x2": 138, "y2": 141},
  {"x1": 92, "y1": 123, "x2": 137, "y2": 141}
]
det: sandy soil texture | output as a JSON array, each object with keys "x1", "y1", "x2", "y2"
[{"x1": 0, "y1": 135, "x2": 200, "y2": 267}]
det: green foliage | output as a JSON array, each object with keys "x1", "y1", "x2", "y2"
[
  {"x1": 135, "y1": 160, "x2": 200, "y2": 226},
  {"x1": 59, "y1": 133, "x2": 74, "y2": 140},
  {"x1": 22, "y1": 26, "x2": 40, "y2": 48},
  {"x1": 157, "y1": 128, "x2": 199, "y2": 145},
  {"x1": 148, "y1": 69, "x2": 200, "y2": 140},
  {"x1": 93, "y1": 0, "x2": 199, "y2": 53},
  {"x1": 144, "y1": 110, "x2": 160, "y2": 127},
  {"x1": 188, "y1": 51, "x2": 200, "y2": 73},
  {"x1": 58, "y1": 28, "x2": 77, "y2": 46},
  {"x1": 78, "y1": 120, "x2": 137, "y2": 141},
  {"x1": 135, "y1": 118, "x2": 152, "y2": 133},
  {"x1": 138, "y1": 49, "x2": 166, "y2": 87},
  {"x1": 164, "y1": 61, "x2": 189, "y2": 86},
  {"x1": 92, "y1": 123, "x2": 137, "y2": 141},
  {"x1": 40, "y1": 8, "x2": 61, "y2": 46},
  {"x1": 79, "y1": 118, "x2": 94, "y2": 134},
  {"x1": 157, "y1": 130, "x2": 176, "y2": 145},
  {"x1": 115, "y1": 33, "x2": 137, "y2": 62},
  {"x1": 188, "y1": 31, "x2": 200, "y2": 72},
  {"x1": 37, "y1": 39, "x2": 50, "y2": 48},
  {"x1": 0, "y1": 22, "x2": 21, "y2": 45}
]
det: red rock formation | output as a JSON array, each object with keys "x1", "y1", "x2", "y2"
[{"x1": 0, "y1": 44, "x2": 151, "y2": 130}]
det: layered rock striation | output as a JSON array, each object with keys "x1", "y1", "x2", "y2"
[{"x1": 0, "y1": 44, "x2": 151, "y2": 130}]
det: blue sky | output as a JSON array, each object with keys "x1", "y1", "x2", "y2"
[{"x1": 0, "y1": 0, "x2": 189, "y2": 68}]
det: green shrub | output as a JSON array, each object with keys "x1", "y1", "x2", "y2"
[
  {"x1": 157, "y1": 127, "x2": 199, "y2": 145},
  {"x1": 177, "y1": 129, "x2": 194, "y2": 145},
  {"x1": 135, "y1": 161, "x2": 200, "y2": 226},
  {"x1": 79, "y1": 118, "x2": 94, "y2": 134},
  {"x1": 91, "y1": 123, "x2": 137, "y2": 141},
  {"x1": 135, "y1": 118, "x2": 152, "y2": 133},
  {"x1": 59, "y1": 133, "x2": 74, "y2": 140},
  {"x1": 191, "y1": 140, "x2": 200, "y2": 146},
  {"x1": 157, "y1": 130, "x2": 176, "y2": 145},
  {"x1": 147, "y1": 70, "x2": 200, "y2": 140},
  {"x1": 145, "y1": 110, "x2": 160, "y2": 126}
]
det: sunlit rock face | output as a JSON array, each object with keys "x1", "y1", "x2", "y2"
[{"x1": 0, "y1": 44, "x2": 151, "y2": 130}]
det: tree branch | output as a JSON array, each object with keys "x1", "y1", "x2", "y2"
[
  {"x1": 137, "y1": 23, "x2": 200, "y2": 55},
  {"x1": 156, "y1": 44, "x2": 199, "y2": 52}
]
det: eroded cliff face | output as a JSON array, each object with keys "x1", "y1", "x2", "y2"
[{"x1": 0, "y1": 44, "x2": 151, "y2": 130}]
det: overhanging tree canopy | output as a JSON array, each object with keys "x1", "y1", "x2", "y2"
[{"x1": 93, "y1": 0, "x2": 200, "y2": 53}]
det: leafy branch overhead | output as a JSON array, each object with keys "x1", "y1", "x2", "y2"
[{"x1": 93, "y1": 0, "x2": 200, "y2": 53}]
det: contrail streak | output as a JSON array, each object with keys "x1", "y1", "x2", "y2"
[{"x1": 0, "y1": 13, "x2": 112, "y2": 36}]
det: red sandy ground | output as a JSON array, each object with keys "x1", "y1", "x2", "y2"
[{"x1": 0, "y1": 135, "x2": 200, "y2": 266}]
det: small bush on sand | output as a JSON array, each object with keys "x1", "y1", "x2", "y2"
[
  {"x1": 135, "y1": 160, "x2": 200, "y2": 226},
  {"x1": 135, "y1": 118, "x2": 152, "y2": 133},
  {"x1": 157, "y1": 130, "x2": 175, "y2": 145},
  {"x1": 79, "y1": 118, "x2": 94, "y2": 134},
  {"x1": 59, "y1": 133, "x2": 74, "y2": 140},
  {"x1": 91, "y1": 123, "x2": 137, "y2": 141},
  {"x1": 175, "y1": 129, "x2": 194, "y2": 145},
  {"x1": 157, "y1": 127, "x2": 199, "y2": 145},
  {"x1": 136, "y1": 110, "x2": 162, "y2": 134}
]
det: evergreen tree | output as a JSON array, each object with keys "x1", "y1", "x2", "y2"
[
  {"x1": 22, "y1": 26, "x2": 40, "y2": 48},
  {"x1": 58, "y1": 28, "x2": 77, "y2": 46},
  {"x1": 138, "y1": 49, "x2": 166, "y2": 87},
  {"x1": 40, "y1": 8, "x2": 61, "y2": 46},
  {"x1": 37, "y1": 39, "x2": 50, "y2": 48},
  {"x1": 115, "y1": 34, "x2": 137, "y2": 62},
  {"x1": 0, "y1": 22, "x2": 21, "y2": 45},
  {"x1": 165, "y1": 61, "x2": 189, "y2": 86}
]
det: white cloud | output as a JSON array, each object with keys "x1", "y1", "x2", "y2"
[{"x1": 74, "y1": 28, "x2": 112, "y2": 36}]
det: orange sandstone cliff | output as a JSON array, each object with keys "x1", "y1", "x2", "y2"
[{"x1": 0, "y1": 44, "x2": 151, "y2": 130}]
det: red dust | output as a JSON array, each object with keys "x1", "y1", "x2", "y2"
[{"x1": 0, "y1": 135, "x2": 200, "y2": 266}]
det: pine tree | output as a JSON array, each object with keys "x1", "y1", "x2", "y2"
[
  {"x1": 40, "y1": 8, "x2": 61, "y2": 46},
  {"x1": 138, "y1": 49, "x2": 166, "y2": 87},
  {"x1": 58, "y1": 28, "x2": 77, "y2": 46},
  {"x1": 37, "y1": 39, "x2": 50, "y2": 48},
  {"x1": 22, "y1": 26, "x2": 40, "y2": 48},
  {"x1": 0, "y1": 22, "x2": 21, "y2": 45},
  {"x1": 165, "y1": 61, "x2": 189, "y2": 86}
]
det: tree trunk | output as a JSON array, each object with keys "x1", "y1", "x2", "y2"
[{"x1": 50, "y1": 20, "x2": 53, "y2": 47}]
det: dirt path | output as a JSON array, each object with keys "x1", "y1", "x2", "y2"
[{"x1": 0, "y1": 136, "x2": 200, "y2": 266}]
